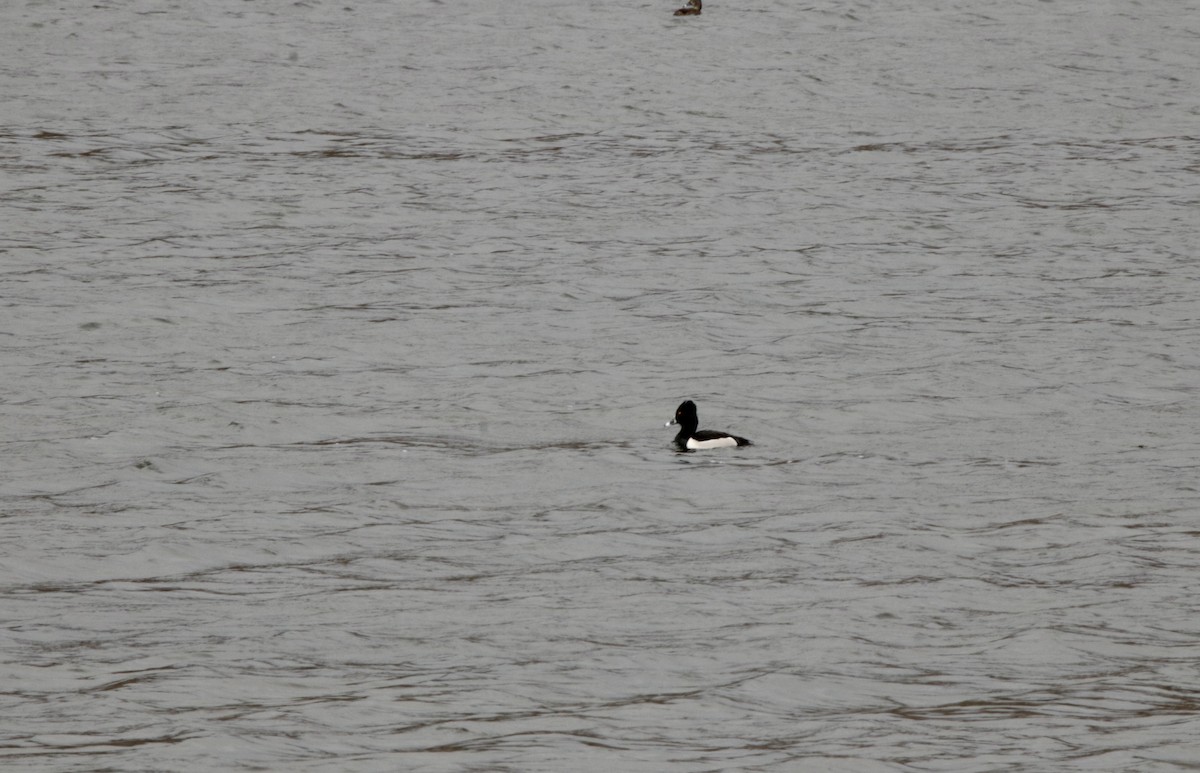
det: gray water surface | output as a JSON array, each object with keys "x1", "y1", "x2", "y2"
[{"x1": 3, "y1": 0, "x2": 1200, "y2": 770}]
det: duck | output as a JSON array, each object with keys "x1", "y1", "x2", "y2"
[
  {"x1": 674, "y1": 0, "x2": 701, "y2": 16},
  {"x1": 667, "y1": 400, "x2": 751, "y2": 450}
]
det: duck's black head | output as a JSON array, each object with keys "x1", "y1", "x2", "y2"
[{"x1": 673, "y1": 400, "x2": 699, "y2": 430}]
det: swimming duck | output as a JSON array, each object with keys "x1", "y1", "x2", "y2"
[
  {"x1": 674, "y1": 0, "x2": 701, "y2": 16},
  {"x1": 667, "y1": 400, "x2": 751, "y2": 450}
]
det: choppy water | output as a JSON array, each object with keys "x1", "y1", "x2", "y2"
[{"x1": 3, "y1": 0, "x2": 1200, "y2": 770}]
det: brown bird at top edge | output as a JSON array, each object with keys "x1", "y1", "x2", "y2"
[{"x1": 674, "y1": 0, "x2": 701, "y2": 16}]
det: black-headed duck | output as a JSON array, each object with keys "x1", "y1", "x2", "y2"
[{"x1": 667, "y1": 400, "x2": 751, "y2": 450}]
